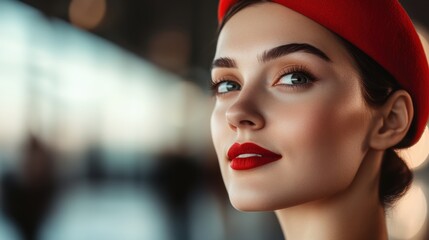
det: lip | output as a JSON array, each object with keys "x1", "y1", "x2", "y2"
[{"x1": 227, "y1": 142, "x2": 282, "y2": 170}]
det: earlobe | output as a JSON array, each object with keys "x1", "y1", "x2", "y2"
[{"x1": 369, "y1": 90, "x2": 414, "y2": 150}]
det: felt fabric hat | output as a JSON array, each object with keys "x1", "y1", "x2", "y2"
[{"x1": 218, "y1": 0, "x2": 429, "y2": 146}]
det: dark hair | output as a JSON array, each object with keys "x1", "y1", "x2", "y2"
[{"x1": 219, "y1": 0, "x2": 413, "y2": 207}]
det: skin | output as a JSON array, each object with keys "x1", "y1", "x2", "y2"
[{"x1": 210, "y1": 2, "x2": 413, "y2": 240}]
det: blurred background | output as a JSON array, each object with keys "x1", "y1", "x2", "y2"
[{"x1": 0, "y1": 0, "x2": 428, "y2": 239}]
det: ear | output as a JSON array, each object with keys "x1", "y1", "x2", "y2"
[{"x1": 369, "y1": 90, "x2": 414, "y2": 150}]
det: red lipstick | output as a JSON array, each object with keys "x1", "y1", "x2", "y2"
[{"x1": 227, "y1": 142, "x2": 282, "y2": 170}]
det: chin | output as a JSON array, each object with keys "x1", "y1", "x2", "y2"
[
  {"x1": 230, "y1": 199, "x2": 271, "y2": 212},
  {"x1": 228, "y1": 192, "x2": 290, "y2": 212},
  {"x1": 228, "y1": 188, "x2": 337, "y2": 212}
]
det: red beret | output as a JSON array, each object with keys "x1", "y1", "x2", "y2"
[{"x1": 218, "y1": 0, "x2": 429, "y2": 146}]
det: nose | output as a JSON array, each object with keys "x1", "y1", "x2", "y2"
[{"x1": 226, "y1": 93, "x2": 265, "y2": 131}]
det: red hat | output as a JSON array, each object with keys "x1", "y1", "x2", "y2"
[{"x1": 218, "y1": 0, "x2": 429, "y2": 146}]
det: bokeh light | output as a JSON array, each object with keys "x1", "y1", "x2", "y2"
[
  {"x1": 69, "y1": 0, "x2": 106, "y2": 30},
  {"x1": 387, "y1": 182, "x2": 428, "y2": 239},
  {"x1": 398, "y1": 126, "x2": 429, "y2": 169}
]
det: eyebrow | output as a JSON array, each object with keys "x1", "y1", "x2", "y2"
[
  {"x1": 259, "y1": 43, "x2": 332, "y2": 63},
  {"x1": 212, "y1": 57, "x2": 237, "y2": 69},
  {"x1": 211, "y1": 43, "x2": 331, "y2": 69}
]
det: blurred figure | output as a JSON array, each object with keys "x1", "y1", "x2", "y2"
[
  {"x1": 150, "y1": 150, "x2": 201, "y2": 240},
  {"x1": 1, "y1": 135, "x2": 57, "y2": 240}
]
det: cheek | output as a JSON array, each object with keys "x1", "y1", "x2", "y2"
[
  {"x1": 210, "y1": 104, "x2": 229, "y2": 153},
  {"x1": 290, "y1": 96, "x2": 368, "y2": 155},
  {"x1": 274, "y1": 88, "x2": 371, "y2": 198},
  {"x1": 210, "y1": 105, "x2": 231, "y2": 180}
]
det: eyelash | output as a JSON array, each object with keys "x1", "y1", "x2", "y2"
[
  {"x1": 210, "y1": 78, "x2": 237, "y2": 96},
  {"x1": 210, "y1": 65, "x2": 317, "y2": 95},
  {"x1": 274, "y1": 65, "x2": 317, "y2": 89}
]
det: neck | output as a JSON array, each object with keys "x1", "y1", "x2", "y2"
[{"x1": 275, "y1": 149, "x2": 388, "y2": 240}]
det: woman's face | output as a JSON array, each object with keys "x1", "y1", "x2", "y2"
[{"x1": 210, "y1": 2, "x2": 376, "y2": 211}]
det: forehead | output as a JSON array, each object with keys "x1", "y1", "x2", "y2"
[{"x1": 215, "y1": 2, "x2": 349, "y2": 61}]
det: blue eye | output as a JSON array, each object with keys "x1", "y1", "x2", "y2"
[
  {"x1": 212, "y1": 80, "x2": 241, "y2": 94},
  {"x1": 278, "y1": 72, "x2": 313, "y2": 86}
]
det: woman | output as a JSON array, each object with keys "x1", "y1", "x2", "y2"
[{"x1": 210, "y1": 0, "x2": 429, "y2": 239}]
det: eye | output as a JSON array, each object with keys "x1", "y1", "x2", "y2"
[
  {"x1": 211, "y1": 80, "x2": 241, "y2": 95},
  {"x1": 277, "y1": 72, "x2": 313, "y2": 86}
]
